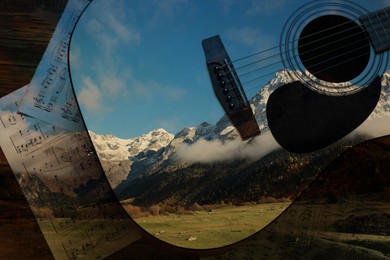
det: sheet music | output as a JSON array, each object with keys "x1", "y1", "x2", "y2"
[
  {"x1": 18, "y1": 0, "x2": 89, "y2": 132},
  {"x1": 0, "y1": 86, "x2": 141, "y2": 259},
  {"x1": 4, "y1": 0, "x2": 388, "y2": 258}
]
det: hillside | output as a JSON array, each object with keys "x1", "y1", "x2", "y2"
[{"x1": 90, "y1": 70, "x2": 390, "y2": 207}]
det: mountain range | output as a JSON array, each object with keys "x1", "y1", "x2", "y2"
[{"x1": 90, "y1": 69, "x2": 390, "y2": 207}]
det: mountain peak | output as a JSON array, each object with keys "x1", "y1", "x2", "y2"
[
  {"x1": 198, "y1": 121, "x2": 211, "y2": 128},
  {"x1": 90, "y1": 127, "x2": 174, "y2": 162},
  {"x1": 151, "y1": 128, "x2": 169, "y2": 134},
  {"x1": 92, "y1": 68, "x2": 390, "y2": 164}
]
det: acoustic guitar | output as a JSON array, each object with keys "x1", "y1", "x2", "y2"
[
  {"x1": 69, "y1": 0, "x2": 390, "y2": 251},
  {"x1": 203, "y1": 1, "x2": 389, "y2": 153}
]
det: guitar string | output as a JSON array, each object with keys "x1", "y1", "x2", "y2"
[
  {"x1": 236, "y1": 34, "x2": 369, "y2": 80},
  {"x1": 185, "y1": 9, "x2": 389, "y2": 132},
  {"x1": 241, "y1": 25, "x2": 388, "y2": 93},
  {"x1": 128, "y1": 18, "x2": 388, "y2": 135},
  {"x1": 235, "y1": 22, "x2": 370, "y2": 73},
  {"x1": 215, "y1": 9, "x2": 389, "y2": 89},
  {"x1": 229, "y1": 23, "x2": 368, "y2": 79},
  {"x1": 217, "y1": 32, "x2": 371, "y2": 94},
  {"x1": 238, "y1": 10, "x2": 390, "y2": 91},
  {"x1": 223, "y1": 15, "x2": 365, "y2": 67},
  {"x1": 223, "y1": 6, "x2": 389, "y2": 69},
  {"x1": 217, "y1": 39, "x2": 362, "y2": 90},
  {"x1": 244, "y1": 49, "x2": 372, "y2": 91},
  {"x1": 215, "y1": 19, "x2": 384, "y2": 94},
  {"x1": 132, "y1": 10, "x2": 390, "y2": 133}
]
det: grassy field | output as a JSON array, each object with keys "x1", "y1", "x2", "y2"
[
  {"x1": 38, "y1": 218, "x2": 140, "y2": 259},
  {"x1": 134, "y1": 202, "x2": 291, "y2": 249},
  {"x1": 35, "y1": 197, "x2": 389, "y2": 258}
]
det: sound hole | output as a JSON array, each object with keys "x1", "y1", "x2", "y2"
[{"x1": 298, "y1": 15, "x2": 371, "y2": 83}]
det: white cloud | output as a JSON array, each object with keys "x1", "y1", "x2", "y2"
[
  {"x1": 352, "y1": 115, "x2": 390, "y2": 138},
  {"x1": 174, "y1": 115, "x2": 390, "y2": 164},
  {"x1": 226, "y1": 27, "x2": 259, "y2": 46},
  {"x1": 76, "y1": 0, "x2": 188, "y2": 111},
  {"x1": 217, "y1": 0, "x2": 235, "y2": 14},
  {"x1": 163, "y1": 85, "x2": 186, "y2": 100},
  {"x1": 95, "y1": 64, "x2": 131, "y2": 100},
  {"x1": 69, "y1": 44, "x2": 80, "y2": 71},
  {"x1": 382, "y1": 0, "x2": 390, "y2": 5},
  {"x1": 174, "y1": 131, "x2": 281, "y2": 163},
  {"x1": 75, "y1": 53, "x2": 185, "y2": 116},
  {"x1": 246, "y1": 0, "x2": 287, "y2": 15},
  {"x1": 85, "y1": 1, "x2": 141, "y2": 56},
  {"x1": 226, "y1": 27, "x2": 275, "y2": 51},
  {"x1": 77, "y1": 77, "x2": 106, "y2": 114},
  {"x1": 150, "y1": 0, "x2": 190, "y2": 25},
  {"x1": 156, "y1": 118, "x2": 180, "y2": 132},
  {"x1": 225, "y1": 27, "x2": 274, "y2": 49},
  {"x1": 106, "y1": 14, "x2": 132, "y2": 42},
  {"x1": 131, "y1": 79, "x2": 186, "y2": 101},
  {"x1": 74, "y1": 0, "x2": 189, "y2": 128}
]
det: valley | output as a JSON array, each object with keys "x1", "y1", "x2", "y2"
[
  {"x1": 132, "y1": 202, "x2": 291, "y2": 249},
  {"x1": 87, "y1": 69, "x2": 390, "y2": 250}
]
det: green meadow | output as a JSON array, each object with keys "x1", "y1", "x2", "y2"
[{"x1": 135, "y1": 202, "x2": 291, "y2": 249}]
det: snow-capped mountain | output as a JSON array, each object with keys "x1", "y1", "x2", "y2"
[
  {"x1": 214, "y1": 69, "x2": 390, "y2": 139},
  {"x1": 214, "y1": 69, "x2": 299, "y2": 139},
  {"x1": 89, "y1": 128, "x2": 174, "y2": 161},
  {"x1": 377, "y1": 72, "x2": 390, "y2": 117},
  {"x1": 92, "y1": 69, "x2": 390, "y2": 190},
  {"x1": 89, "y1": 128, "x2": 174, "y2": 188}
]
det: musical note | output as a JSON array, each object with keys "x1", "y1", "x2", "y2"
[
  {"x1": 0, "y1": 112, "x2": 25, "y2": 128},
  {"x1": 9, "y1": 124, "x2": 47, "y2": 156},
  {"x1": 17, "y1": 0, "x2": 87, "y2": 132},
  {"x1": 0, "y1": 0, "x2": 146, "y2": 258},
  {"x1": 104, "y1": 220, "x2": 131, "y2": 242},
  {"x1": 0, "y1": 86, "x2": 139, "y2": 259},
  {"x1": 61, "y1": 233, "x2": 96, "y2": 260}
]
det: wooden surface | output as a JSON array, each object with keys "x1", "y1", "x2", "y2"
[
  {"x1": 0, "y1": 1, "x2": 66, "y2": 259},
  {"x1": 1, "y1": 1, "x2": 389, "y2": 259},
  {"x1": 0, "y1": 1, "x2": 195, "y2": 259}
]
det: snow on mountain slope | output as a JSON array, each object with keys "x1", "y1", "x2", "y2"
[
  {"x1": 376, "y1": 72, "x2": 390, "y2": 118},
  {"x1": 215, "y1": 69, "x2": 390, "y2": 139},
  {"x1": 89, "y1": 128, "x2": 174, "y2": 161},
  {"x1": 91, "y1": 69, "x2": 390, "y2": 161},
  {"x1": 91, "y1": 69, "x2": 390, "y2": 186},
  {"x1": 89, "y1": 132, "x2": 132, "y2": 161}
]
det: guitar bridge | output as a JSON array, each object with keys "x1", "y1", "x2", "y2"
[{"x1": 202, "y1": 35, "x2": 260, "y2": 140}]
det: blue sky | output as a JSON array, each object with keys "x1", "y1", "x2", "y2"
[{"x1": 70, "y1": 0, "x2": 388, "y2": 139}]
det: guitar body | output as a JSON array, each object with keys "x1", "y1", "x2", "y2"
[
  {"x1": 202, "y1": 2, "x2": 389, "y2": 152},
  {"x1": 267, "y1": 76, "x2": 382, "y2": 153},
  {"x1": 263, "y1": 2, "x2": 390, "y2": 153},
  {"x1": 68, "y1": 0, "x2": 390, "y2": 253}
]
